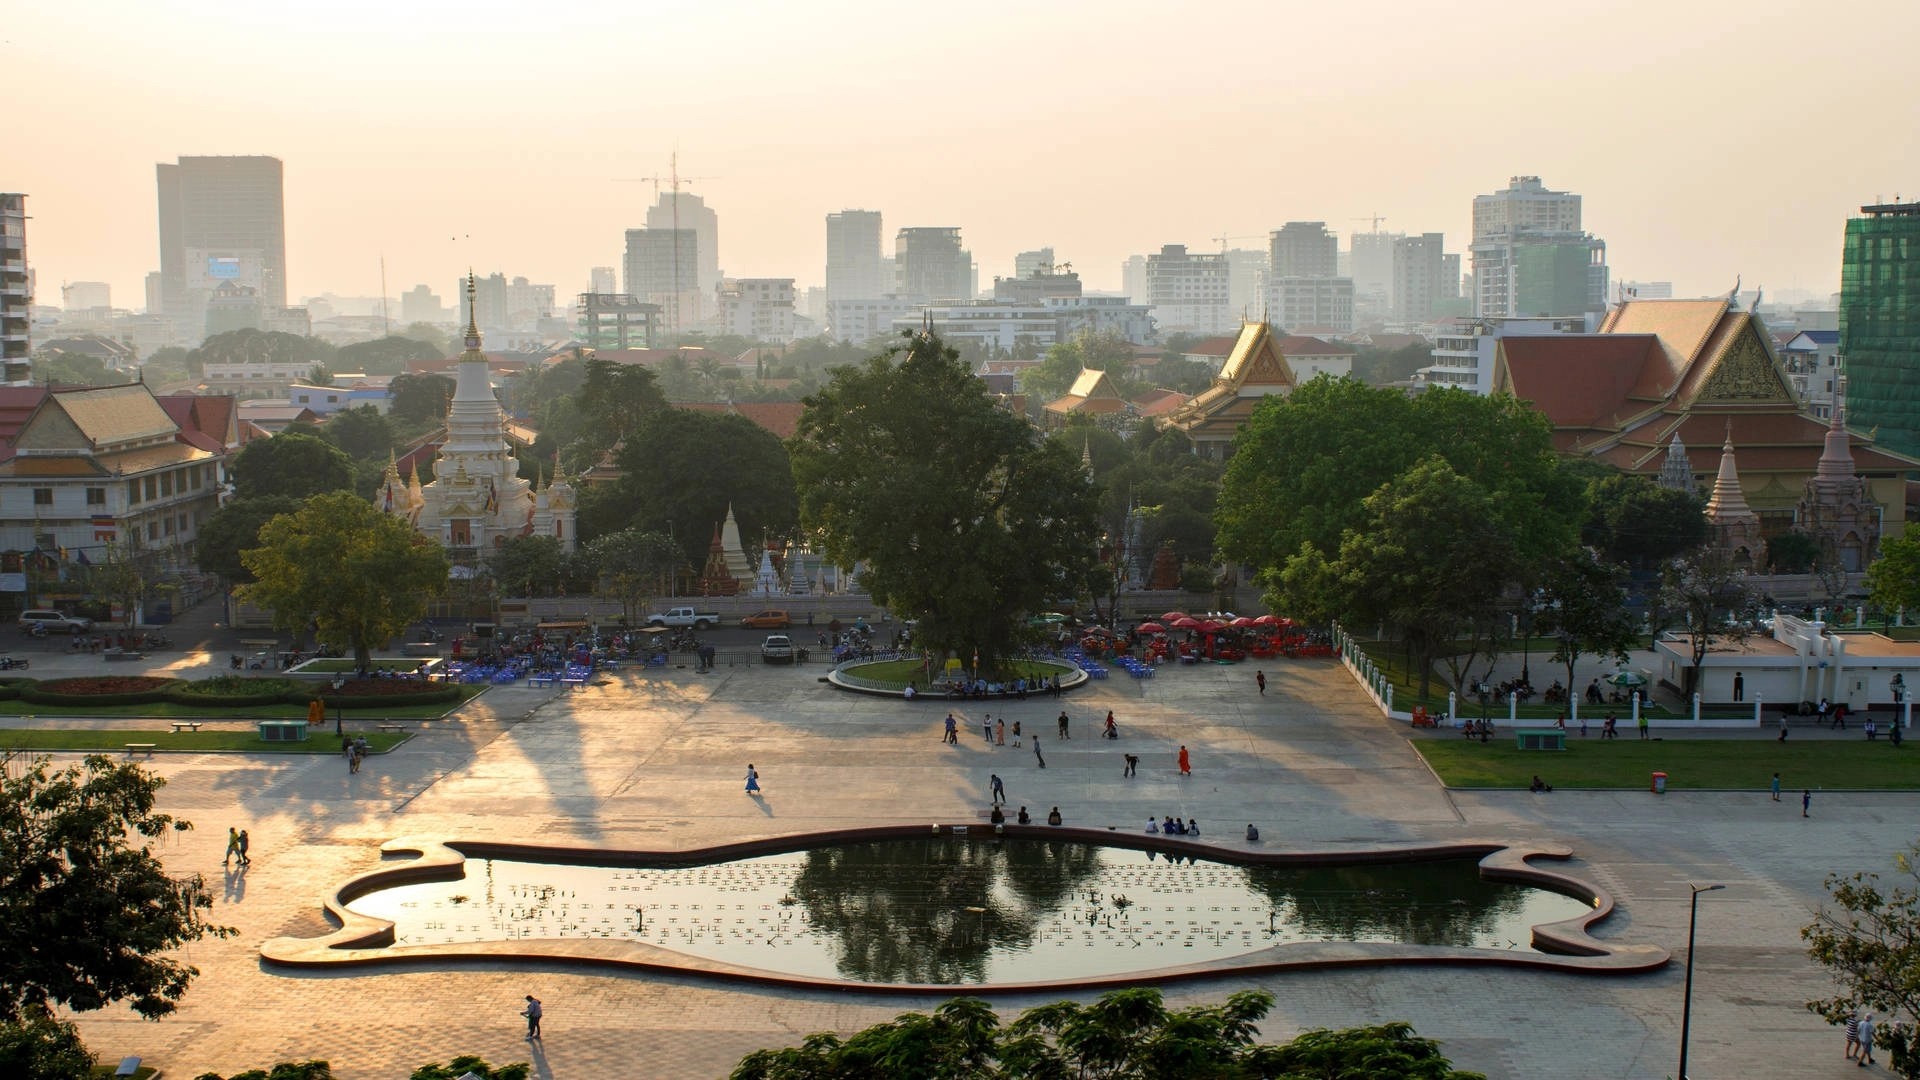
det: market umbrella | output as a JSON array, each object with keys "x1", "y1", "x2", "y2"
[
  {"x1": 1230, "y1": 617, "x2": 1257, "y2": 628},
  {"x1": 1608, "y1": 670, "x2": 1649, "y2": 687},
  {"x1": 1136, "y1": 622, "x2": 1166, "y2": 634},
  {"x1": 1198, "y1": 619, "x2": 1225, "y2": 632},
  {"x1": 1252, "y1": 614, "x2": 1280, "y2": 626},
  {"x1": 1171, "y1": 617, "x2": 1201, "y2": 629},
  {"x1": 1160, "y1": 611, "x2": 1189, "y2": 623}
]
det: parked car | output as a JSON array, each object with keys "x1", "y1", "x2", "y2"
[
  {"x1": 742, "y1": 609, "x2": 792, "y2": 629},
  {"x1": 646, "y1": 607, "x2": 720, "y2": 630},
  {"x1": 18, "y1": 609, "x2": 92, "y2": 634},
  {"x1": 760, "y1": 634, "x2": 795, "y2": 663}
]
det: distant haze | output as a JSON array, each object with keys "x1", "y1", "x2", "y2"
[{"x1": 10, "y1": 0, "x2": 1917, "y2": 308}]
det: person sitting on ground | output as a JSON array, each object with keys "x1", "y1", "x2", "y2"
[
  {"x1": 1245, "y1": 824, "x2": 1259, "y2": 842},
  {"x1": 1146, "y1": 818, "x2": 1159, "y2": 833},
  {"x1": 1017, "y1": 806, "x2": 1031, "y2": 824},
  {"x1": 1187, "y1": 819, "x2": 1199, "y2": 836},
  {"x1": 1162, "y1": 815, "x2": 1178, "y2": 834},
  {"x1": 1529, "y1": 775, "x2": 1553, "y2": 793},
  {"x1": 1046, "y1": 806, "x2": 1063, "y2": 826},
  {"x1": 990, "y1": 805, "x2": 1005, "y2": 825}
]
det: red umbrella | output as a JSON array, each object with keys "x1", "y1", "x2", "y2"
[
  {"x1": 1137, "y1": 621, "x2": 1166, "y2": 633},
  {"x1": 1160, "y1": 611, "x2": 1189, "y2": 622},
  {"x1": 1197, "y1": 619, "x2": 1225, "y2": 632},
  {"x1": 1253, "y1": 614, "x2": 1280, "y2": 626},
  {"x1": 1171, "y1": 617, "x2": 1201, "y2": 629},
  {"x1": 1230, "y1": 617, "x2": 1257, "y2": 628}
]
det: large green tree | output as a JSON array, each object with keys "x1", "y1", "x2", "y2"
[
  {"x1": 196, "y1": 496, "x2": 303, "y2": 584},
  {"x1": 388, "y1": 373, "x2": 456, "y2": 424},
  {"x1": 1581, "y1": 473, "x2": 1708, "y2": 571},
  {"x1": 334, "y1": 334, "x2": 441, "y2": 376},
  {"x1": 1020, "y1": 329, "x2": 1137, "y2": 405},
  {"x1": 320, "y1": 405, "x2": 395, "y2": 464},
  {"x1": 579, "y1": 528, "x2": 680, "y2": 624},
  {"x1": 229, "y1": 433, "x2": 355, "y2": 501},
  {"x1": 790, "y1": 331, "x2": 1101, "y2": 663},
  {"x1": 486, "y1": 536, "x2": 577, "y2": 598},
  {"x1": 185, "y1": 329, "x2": 334, "y2": 380},
  {"x1": 1866, "y1": 531, "x2": 1920, "y2": 621},
  {"x1": 1656, "y1": 545, "x2": 1758, "y2": 696},
  {"x1": 1805, "y1": 841, "x2": 1920, "y2": 1079},
  {"x1": 730, "y1": 988, "x2": 1484, "y2": 1080},
  {"x1": 609, "y1": 409, "x2": 798, "y2": 565},
  {"x1": 0, "y1": 754, "x2": 234, "y2": 1022},
  {"x1": 237, "y1": 491, "x2": 449, "y2": 667},
  {"x1": 1539, "y1": 547, "x2": 1639, "y2": 697}
]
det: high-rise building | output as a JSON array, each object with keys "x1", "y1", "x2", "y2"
[
  {"x1": 623, "y1": 228, "x2": 703, "y2": 332},
  {"x1": 714, "y1": 278, "x2": 796, "y2": 341},
  {"x1": 1841, "y1": 200, "x2": 1920, "y2": 459},
  {"x1": 1222, "y1": 249, "x2": 1269, "y2": 323},
  {"x1": 589, "y1": 266, "x2": 617, "y2": 296},
  {"x1": 1391, "y1": 233, "x2": 1456, "y2": 322},
  {"x1": 646, "y1": 192, "x2": 719, "y2": 295},
  {"x1": 1269, "y1": 222, "x2": 1339, "y2": 279},
  {"x1": 456, "y1": 273, "x2": 554, "y2": 332},
  {"x1": 1264, "y1": 277, "x2": 1354, "y2": 335},
  {"x1": 1145, "y1": 244, "x2": 1232, "y2": 334},
  {"x1": 155, "y1": 155, "x2": 287, "y2": 339},
  {"x1": 1, "y1": 193, "x2": 30, "y2": 383},
  {"x1": 895, "y1": 227, "x2": 973, "y2": 302},
  {"x1": 1469, "y1": 176, "x2": 1608, "y2": 318},
  {"x1": 1349, "y1": 231, "x2": 1401, "y2": 312},
  {"x1": 825, "y1": 210, "x2": 885, "y2": 307},
  {"x1": 1014, "y1": 248, "x2": 1056, "y2": 280},
  {"x1": 144, "y1": 271, "x2": 164, "y2": 315},
  {"x1": 1121, "y1": 255, "x2": 1149, "y2": 305},
  {"x1": 400, "y1": 285, "x2": 445, "y2": 325},
  {"x1": 61, "y1": 282, "x2": 111, "y2": 311}
]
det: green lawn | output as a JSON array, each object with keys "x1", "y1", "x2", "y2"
[
  {"x1": 0, "y1": 684, "x2": 484, "y2": 720},
  {"x1": 1414, "y1": 736, "x2": 1919, "y2": 790},
  {"x1": 0, "y1": 729, "x2": 412, "y2": 754}
]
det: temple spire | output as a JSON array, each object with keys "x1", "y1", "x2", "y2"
[
  {"x1": 463, "y1": 270, "x2": 481, "y2": 353},
  {"x1": 1815, "y1": 370, "x2": 1856, "y2": 485},
  {"x1": 1704, "y1": 430, "x2": 1755, "y2": 523}
]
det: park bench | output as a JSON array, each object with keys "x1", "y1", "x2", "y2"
[
  {"x1": 560, "y1": 676, "x2": 588, "y2": 691},
  {"x1": 1514, "y1": 727, "x2": 1566, "y2": 751},
  {"x1": 104, "y1": 649, "x2": 146, "y2": 662},
  {"x1": 527, "y1": 674, "x2": 557, "y2": 688},
  {"x1": 169, "y1": 721, "x2": 203, "y2": 733},
  {"x1": 377, "y1": 723, "x2": 405, "y2": 732},
  {"x1": 114, "y1": 1056, "x2": 142, "y2": 1078},
  {"x1": 124, "y1": 743, "x2": 156, "y2": 759}
]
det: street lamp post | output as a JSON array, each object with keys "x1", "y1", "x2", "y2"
[{"x1": 1678, "y1": 883, "x2": 1726, "y2": 1080}]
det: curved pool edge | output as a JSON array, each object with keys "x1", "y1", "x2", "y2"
[
  {"x1": 825, "y1": 661, "x2": 1089, "y2": 698},
  {"x1": 259, "y1": 826, "x2": 1670, "y2": 991}
]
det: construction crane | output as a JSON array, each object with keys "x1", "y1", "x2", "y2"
[
  {"x1": 613, "y1": 153, "x2": 718, "y2": 336},
  {"x1": 1212, "y1": 234, "x2": 1265, "y2": 253},
  {"x1": 1349, "y1": 214, "x2": 1389, "y2": 233}
]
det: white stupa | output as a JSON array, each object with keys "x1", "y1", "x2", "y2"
[{"x1": 752, "y1": 550, "x2": 780, "y2": 597}]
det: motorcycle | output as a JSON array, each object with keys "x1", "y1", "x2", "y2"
[{"x1": 0, "y1": 656, "x2": 28, "y2": 670}]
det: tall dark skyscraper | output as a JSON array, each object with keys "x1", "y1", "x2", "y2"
[
  {"x1": 1841, "y1": 200, "x2": 1920, "y2": 459},
  {"x1": 156, "y1": 155, "x2": 287, "y2": 335}
]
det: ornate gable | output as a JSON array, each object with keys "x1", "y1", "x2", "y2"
[{"x1": 1691, "y1": 324, "x2": 1794, "y2": 404}]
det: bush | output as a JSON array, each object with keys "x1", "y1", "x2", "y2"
[
  {"x1": 0, "y1": 678, "x2": 29, "y2": 702},
  {"x1": 22, "y1": 676, "x2": 184, "y2": 707},
  {"x1": 170, "y1": 677, "x2": 303, "y2": 708},
  {"x1": 193, "y1": 1063, "x2": 332, "y2": 1080},
  {"x1": 0, "y1": 1008, "x2": 94, "y2": 1080},
  {"x1": 411, "y1": 1057, "x2": 530, "y2": 1080}
]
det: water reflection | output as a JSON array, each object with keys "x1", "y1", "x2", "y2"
[{"x1": 343, "y1": 839, "x2": 1589, "y2": 984}]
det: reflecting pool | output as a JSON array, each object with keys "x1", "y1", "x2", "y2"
[{"x1": 345, "y1": 837, "x2": 1592, "y2": 984}]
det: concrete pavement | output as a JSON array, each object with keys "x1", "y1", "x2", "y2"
[{"x1": 25, "y1": 641, "x2": 1893, "y2": 1079}]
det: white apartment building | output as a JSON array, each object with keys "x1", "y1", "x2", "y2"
[
  {"x1": 1421, "y1": 315, "x2": 1592, "y2": 395},
  {"x1": 1044, "y1": 295, "x2": 1156, "y2": 345},
  {"x1": 714, "y1": 278, "x2": 797, "y2": 341},
  {"x1": 1144, "y1": 245, "x2": 1232, "y2": 334},
  {"x1": 891, "y1": 302, "x2": 1058, "y2": 354},
  {"x1": 1391, "y1": 233, "x2": 1455, "y2": 322},
  {"x1": 1, "y1": 193, "x2": 31, "y2": 384},
  {"x1": 1223, "y1": 249, "x2": 1268, "y2": 324},
  {"x1": 1781, "y1": 329, "x2": 1841, "y2": 418},
  {"x1": 829, "y1": 296, "x2": 923, "y2": 345},
  {"x1": 1469, "y1": 176, "x2": 1608, "y2": 318},
  {"x1": 1265, "y1": 277, "x2": 1354, "y2": 335}
]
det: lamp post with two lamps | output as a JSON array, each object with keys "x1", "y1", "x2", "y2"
[{"x1": 1678, "y1": 882, "x2": 1726, "y2": 1080}]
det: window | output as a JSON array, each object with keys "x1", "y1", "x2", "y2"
[
  {"x1": 189, "y1": 470, "x2": 201, "y2": 490},
  {"x1": 160, "y1": 472, "x2": 174, "y2": 497},
  {"x1": 85, "y1": 488, "x2": 105, "y2": 506},
  {"x1": 32, "y1": 488, "x2": 52, "y2": 506},
  {"x1": 163, "y1": 516, "x2": 174, "y2": 536},
  {"x1": 143, "y1": 476, "x2": 157, "y2": 500},
  {"x1": 128, "y1": 480, "x2": 141, "y2": 504},
  {"x1": 147, "y1": 522, "x2": 158, "y2": 541}
]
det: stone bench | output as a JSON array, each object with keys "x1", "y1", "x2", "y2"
[
  {"x1": 169, "y1": 721, "x2": 203, "y2": 733},
  {"x1": 377, "y1": 723, "x2": 405, "y2": 732},
  {"x1": 124, "y1": 743, "x2": 156, "y2": 759}
]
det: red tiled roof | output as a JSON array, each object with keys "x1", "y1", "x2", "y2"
[
  {"x1": 1182, "y1": 337, "x2": 1239, "y2": 357},
  {"x1": 674, "y1": 401, "x2": 805, "y2": 440},
  {"x1": 1498, "y1": 335, "x2": 1664, "y2": 430},
  {"x1": 1271, "y1": 335, "x2": 1353, "y2": 357}
]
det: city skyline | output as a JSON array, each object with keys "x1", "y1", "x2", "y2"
[{"x1": 7, "y1": 0, "x2": 1917, "y2": 311}]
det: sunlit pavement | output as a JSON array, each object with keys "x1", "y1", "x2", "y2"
[{"x1": 38, "y1": 643, "x2": 1891, "y2": 1079}]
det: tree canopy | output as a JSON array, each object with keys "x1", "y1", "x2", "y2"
[
  {"x1": 196, "y1": 496, "x2": 304, "y2": 584},
  {"x1": 791, "y1": 331, "x2": 1101, "y2": 663},
  {"x1": 237, "y1": 491, "x2": 449, "y2": 667},
  {"x1": 1581, "y1": 473, "x2": 1708, "y2": 571},
  {"x1": 229, "y1": 432, "x2": 355, "y2": 502},
  {"x1": 1656, "y1": 545, "x2": 1758, "y2": 695},
  {"x1": 580, "y1": 528, "x2": 680, "y2": 624},
  {"x1": 185, "y1": 329, "x2": 334, "y2": 379},
  {"x1": 333, "y1": 334, "x2": 442, "y2": 376},
  {"x1": 1805, "y1": 840, "x2": 1920, "y2": 1079},
  {"x1": 0, "y1": 754, "x2": 234, "y2": 1022},
  {"x1": 605, "y1": 408, "x2": 797, "y2": 559},
  {"x1": 1866, "y1": 531, "x2": 1920, "y2": 622},
  {"x1": 388, "y1": 373, "x2": 455, "y2": 424},
  {"x1": 730, "y1": 988, "x2": 1485, "y2": 1080}
]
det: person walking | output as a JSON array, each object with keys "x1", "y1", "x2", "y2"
[
  {"x1": 1123, "y1": 753, "x2": 1139, "y2": 778},
  {"x1": 745, "y1": 764, "x2": 760, "y2": 794},
  {"x1": 1845, "y1": 1010, "x2": 1861, "y2": 1061},
  {"x1": 1057, "y1": 711, "x2": 1070, "y2": 740},
  {"x1": 1804, "y1": 789, "x2": 1813, "y2": 818},
  {"x1": 522, "y1": 995, "x2": 542, "y2": 1040},
  {"x1": 1858, "y1": 1012, "x2": 1877, "y2": 1067},
  {"x1": 984, "y1": 714, "x2": 996, "y2": 744},
  {"x1": 1733, "y1": 671, "x2": 1744, "y2": 702},
  {"x1": 1637, "y1": 711, "x2": 1649, "y2": 741},
  {"x1": 995, "y1": 717, "x2": 1005, "y2": 745},
  {"x1": 237, "y1": 829, "x2": 251, "y2": 867},
  {"x1": 224, "y1": 827, "x2": 242, "y2": 868},
  {"x1": 1011, "y1": 720, "x2": 1022, "y2": 748},
  {"x1": 990, "y1": 773, "x2": 1006, "y2": 805},
  {"x1": 1771, "y1": 772, "x2": 1782, "y2": 802},
  {"x1": 1177, "y1": 745, "x2": 1191, "y2": 776},
  {"x1": 1256, "y1": 670, "x2": 1266, "y2": 696},
  {"x1": 1033, "y1": 735, "x2": 1046, "y2": 769},
  {"x1": 944, "y1": 713, "x2": 958, "y2": 745}
]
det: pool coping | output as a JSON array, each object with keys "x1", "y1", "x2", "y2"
[
  {"x1": 259, "y1": 826, "x2": 1670, "y2": 992},
  {"x1": 826, "y1": 660, "x2": 1090, "y2": 698}
]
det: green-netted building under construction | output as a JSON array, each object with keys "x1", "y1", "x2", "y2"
[{"x1": 1841, "y1": 201, "x2": 1920, "y2": 460}]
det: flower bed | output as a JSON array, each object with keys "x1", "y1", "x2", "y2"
[
  {"x1": 24, "y1": 676, "x2": 186, "y2": 707},
  {"x1": 169, "y1": 676, "x2": 304, "y2": 708}
]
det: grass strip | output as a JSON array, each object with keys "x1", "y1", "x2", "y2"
[
  {"x1": 1413, "y1": 735, "x2": 1919, "y2": 790},
  {"x1": 0, "y1": 728, "x2": 413, "y2": 754},
  {"x1": 0, "y1": 684, "x2": 484, "y2": 720}
]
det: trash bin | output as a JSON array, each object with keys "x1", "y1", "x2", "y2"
[{"x1": 1651, "y1": 771, "x2": 1667, "y2": 794}]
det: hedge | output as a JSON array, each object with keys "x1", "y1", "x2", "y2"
[
  {"x1": 22, "y1": 679, "x2": 187, "y2": 707},
  {"x1": 169, "y1": 676, "x2": 304, "y2": 708}
]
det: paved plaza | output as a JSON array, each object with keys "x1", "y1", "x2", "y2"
[{"x1": 13, "y1": 631, "x2": 1897, "y2": 1078}]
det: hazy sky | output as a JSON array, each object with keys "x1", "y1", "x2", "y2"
[{"x1": 10, "y1": 0, "x2": 1919, "y2": 310}]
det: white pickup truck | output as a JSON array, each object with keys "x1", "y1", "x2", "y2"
[{"x1": 646, "y1": 606, "x2": 721, "y2": 630}]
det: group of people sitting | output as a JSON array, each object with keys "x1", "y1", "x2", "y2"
[
  {"x1": 940, "y1": 675, "x2": 1065, "y2": 699},
  {"x1": 988, "y1": 805, "x2": 1065, "y2": 826},
  {"x1": 1147, "y1": 816, "x2": 1200, "y2": 836}
]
